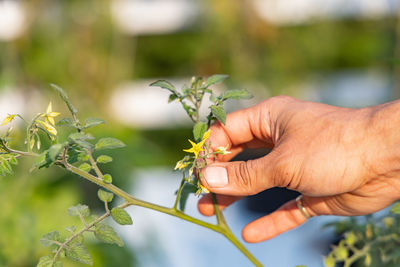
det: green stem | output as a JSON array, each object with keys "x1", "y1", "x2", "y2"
[
  {"x1": 173, "y1": 174, "x2": 186, "y2": 210},
  {"x1": 65, "y1": 163, "x2": 262, "y2": 266}
]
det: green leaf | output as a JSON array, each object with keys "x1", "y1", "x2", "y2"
[
  {"x1": 69, "y1": 133, "x2": 94, "y2": 141},
  {"x1": 103, "y1": 174, "x2": 112, "y2": 184},
  {"x1": 50, "y1": 84, "x2": 78, "y2": 115},
  {"x1": 40, "y1": 231, "x2": 61, "y2": 247},
  {"x1": 193, "y1": 122, "x2": 207, "y2": 142},
  {"x1": 78, "y1": 163, "x2": 91, "y2": 173},
  {"x1": 94, "y1": 223, "x2": 124, "y2": 247},
  {"x1": 150, "y1": 80, "x2": 177, "y2": 94},
  {"x1": 168, "y1": 94, "x2": 178, "y2": 103},
  {"x1": 179, "y1": 183, "x2": 198, "y2": 211},
  {"x1": 210, "y1": 105, "x2": 226, "y2": 125},
  {"x1": 204, "y1": 74, "x2": 228, "y2": 88},
  {"x1": 221, "y1": 89, "x2": 253, "y2": 100},
  {"x1": 48, "y1": 144, "x2": 63, "y2": 162},
  {"x1": 1, "y1": 159, "x2": 12, "y2": 174},
  {"x1": 37, "y1": 255, "x2": 54, "y2": 267},
  {"x1": 83, "y1": 118, "x2": 105, "y2": 129},
  {"x1": 65, "y1": 242, "x2": 93, "y2": 265},
  {"x1": 95, "y1": 138, "x2": 126, "y2": 150},
  {"x1": 9, "y1": 155, "x2": 18, "y2": 165},
  {"x1": 67, "y1": 204, "x2": 90, "y2": 217},
  {"x1": 56, "y1": 118, "x2": 75, "y2": 127},
  {"x1": 98, "y1": 189, "x2": 114, "y2": 202},
  {"x1": 34, "y1": 151, "x2": 53, "y2": 169},
  {"x1": 390, "y1": 202, "x2": 400, "y2": 214},
  {"x1": 97, "y1": 155, "x2": 113, "y2": 164},
  {"x1": 68, "y1": 133, "x2": 94, "y2": 150},
  {"x1": 111, "y1": 208, "x2": 133, "y2": 225}
]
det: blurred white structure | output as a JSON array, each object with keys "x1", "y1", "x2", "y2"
[
  {"x1": 0, "y1": 0, "x2": 26, "y2": 41},
  {"x1": 110, "y1": 0, "x2": 197, "y2": 35},
  {"x1": 252, "y1": 0, "x2": 400, "y2": 25}
]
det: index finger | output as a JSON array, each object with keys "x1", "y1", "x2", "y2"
[{"x1": 208, "y1": 100, "x2": 275, "y2": 162}]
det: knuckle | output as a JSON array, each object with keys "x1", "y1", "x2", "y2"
[{"x1": 231, "y1": 161, "x2": 256, "y2": 194}]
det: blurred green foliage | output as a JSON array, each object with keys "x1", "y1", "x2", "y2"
[{"x1": 0, "y1": 0, "x2": 399, "y2": 266}]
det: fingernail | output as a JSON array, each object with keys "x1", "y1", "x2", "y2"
[{"x1": 204, "y1": 166, "x2": 228, "y2": 188}]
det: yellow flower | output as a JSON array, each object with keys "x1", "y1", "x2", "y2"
[
  {"x1": 183, "y1": 129, "x2": 211, "y2": 158},
  {"x1": 198, "y1": 182, "x2": 210, "y2": 194},
  {"x1": 41, "y1": 102, "x2": 60, "y2": 126},
  {"x1": 174, "y1": 160, "x2": 189, "y2": 170},
  {"x1": 1, "y1": 114, "x2": 17, "y2": 126},
  {"x1": 37, "y1": 120, "x2": 58, "y2": 136},
  {"x1": 215, "y1": 145, "x2": 231, "y2": 155}
]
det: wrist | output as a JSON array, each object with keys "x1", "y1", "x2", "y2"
[{"x1": 366, "y1": 100, "x2": 400, "y2": 198}]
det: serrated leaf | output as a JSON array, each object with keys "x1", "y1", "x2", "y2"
[
  {"x1": 210, "y1": 105, "x2": 226, "y2": 125},
  {"x1": 204, "y1": 74, "x2": 228, "y2": 88},
  {"x1": 94, "y1": 223, "x2": 124, "y2": 247},
  {"x1": 83, "y1": 118, "x2": 105, "y2": 129},
  {"x1": 68, "y1": 132, "x2": 94, "y2": 141},
  {"x1": 193, "y1": 122, "x2": 207, "y2": 142},
  {"x1": 95, "y1": 138, "x2": 125, "y2": 150},
  {"x1": 1, "y1": 160, "x2": 12, "y2": 174},
  {"x1": 48, "y1": 144, "x2": 63, "y2": 161},
  {"x1": 179, "y1": 183, "x2": 198, "y2": 211},
  {"x1": 390, "y1": 202, "x2": 400, "y2": 214},
  {"x1": 56, "y1": 118, "x2": 75, "y2": 127},
  {"x1": 111, "y1": 208, "x2": 133, "y2": 225},
  {"x1": 103, "y1": 174, "x2": 112, "y2": 184},
  {"x1": 65, "y1": 242, "x2": 93, "y2": 265},
  {"x1": 98, "y1": 189, "x2": 114, "y2": 202},
  {"x1": 78, "y1": 163, "x2": 91, "y2": 172},
  {"x1": 37, "y1": 255, "x2": 53, "y2": 267},
  {"x1": 9, "y1": 155, "x2": 18, "y2": 165},
  {"x1": 221, "y1": 89, "x2": 253, "y2": 100},
  {"x1": 67, "y1": 204, "x2": 90, "y2": 217},
  {"x1": 96, "y1": 155, "x2": 113, "y2": 164},
  {"x1": 50, "y1": 84, "x2": 78, "y2": 115},
  {"x1": 150, "y1": 80, "x2": 177, "y2": 94},
  {"x1": 65, "y1": 226, "x2": 76, "y2": 233},
  {"x1": 40, "y1": 231, "x2": 61, "y2": 247}
]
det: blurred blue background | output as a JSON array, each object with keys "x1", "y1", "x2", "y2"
[{"x1": 1, "y1": 0, "x2": 400, "y2": 266}]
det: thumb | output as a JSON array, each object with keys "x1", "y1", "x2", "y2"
[{"x1": 200, "y1": 154, "x2": 277, "y2": 196}]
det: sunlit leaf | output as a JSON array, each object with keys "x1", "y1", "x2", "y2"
[
  {"x1": 96, "y1": 155, "x2": 113, "y2": 164},
  {"x1": 83, "y1": 118, "x2": 105, "y2": 129},
  {"x1": 98, "y1": 189, "x2": 114, "y2": 203},
  {"x1": 56, "y1": 118, "x2": 75, "y2": 127},
  {"x1": 50, "y1": 84, "x2": 78, "y2": 115},
  {"x1": 210, "y1": 105, "x2": 226, "y2": 125},
  {"x1": 78, "y1": 163, "x2": 91, "y2": 173},
  {"x1": 193, "y1": 122, "x2": 207, "y2": 142},
  {"x1": 40, "y1": 231, "x2": 61, "y2": 247},
  {"x1": 48, "y1": 144, "x2": 63, "y2": 162},
  {"x1": 103, "y1": 174, "x2": 113, "y2": 184},
  {"x1": 65, "y1": 242, "x2": 93, "y2": 265},
  {"x1": 67, "y1": 204, "x2": 90, "y2": 217},
  {"x1": 221, "y1": 89, "x2": 253, "y2": 100},
  {"x1": 111, "y1": 208, "x2": 133, "y2": 225},
  {"x1": 150, "y1": 80, "x2": 177, "y2": 94},
  {"x1": 95, "y1": 138, "x2": 125, "y2": 150},
  {"x1": 204, "y1": 74, "x2": 228, "y2": 88},
  {"x1": 94, "y1": 223, "x2": 124, "y2": 247}
]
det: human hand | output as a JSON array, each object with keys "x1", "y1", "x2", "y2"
[{"x1": 198, "y1": 96, "x2": 400, "y2": 243}]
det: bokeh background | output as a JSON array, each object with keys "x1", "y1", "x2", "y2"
[{"x1": 1, "y1": 0, "x2": 400, "y2": 266}]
